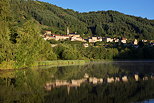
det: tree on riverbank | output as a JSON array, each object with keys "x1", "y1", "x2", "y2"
[
  {"x1": 0, "y1": 0, "x2": 13, "y2": 63},
  {"x1": 15, "y1": 20, "x2": 57, "y2": 68},
  {"x1": 0, "y1": 0, "x2": 57, "y2": 68}
]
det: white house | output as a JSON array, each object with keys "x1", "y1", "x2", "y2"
[
  {"x1": 106, "y1": 38, "x2": 114, "y2": 42},
  {"x1": 54, "y1": 35, "x2": 70, "y2": 41},
  {"x1": 83, "y1": 43, "x2": 89, "y2": 48},
  {"x1": 107, "y1": 77, "x2": 115, "y2": 83},
  {"x1": 122, "y1": 76, "x2": 128, "y2": 82},
  {"x1": 134, "y1": 39, "x2": 138, "y2": 45},
  {"x1": 134, "y1": 74, "x2": 139, "y2": 81},
  {"x1": 114, "y1": 38, "x2": 119, "y2": 43},
  {"x1": 44, "y1": 31, "x2": 52, "y2": 35},
  {"x1": 44, "y1": 36, "x2": 55, "y2": 40},
  {"x1": 88, "y1": 37, "x2": 102, "y2": 43},
  {"x1": 121, "y1": 38, "x2": 127, "y2": 44},
  {"x1": 142, "y1": 40, "x2": 147, "y2": 42},
  {"x1": 71, "y1": 37, "x2": 86, "y2": 42}
]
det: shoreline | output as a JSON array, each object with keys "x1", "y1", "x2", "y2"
[
  {"x1": 0, "y1": 60, "x2": 91, "y2": 71},
  {"x1": 1, "y1": 59, "x2": 154, "y2": 71}
]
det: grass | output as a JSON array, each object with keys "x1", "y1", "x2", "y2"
[
  {"x1": 0, "y1": 60, "x2": 90, "y2": 70},
  {"x1": 0, "y1": 59, "x2": 114, "y2": 70},
  {"x1": 34, "y1": 60, "x2": 90, "y2": 67}
]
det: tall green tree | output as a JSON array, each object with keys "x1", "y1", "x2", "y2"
[
  {"x1": 0, "y1": 0, "x2": 13, "y2": 63},
  {"x1": 15, "y1": 20, "x2": 57, "y2": 68},
  {"x1": 15, "y1": 20, "x2": 41, "y2": 68},
  {"x1": 95, "y1": 23, "x2": 106, "y2": 37}
]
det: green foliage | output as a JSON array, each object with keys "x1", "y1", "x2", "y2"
[
  {"x1": 38, "y1": 40, "x2": 57, "y2": 61},
  {"x1": 0, "y1": 0, "x2": 10, "y2": 20},
  {"x1": 53, "y1": 44, "x2": 81, "y2": 60},
  {"x1": 0, "y1": 0, "x2": 14, "y2": 63},
  {"x1": 1, "y1": 0, "x2": 154, "y2": 69},
  {"x1": 116, "y1": 46, "x2": 154, "y2": 60},
  {"x1": 52, "y1": 42, "x2": 119, "y2": 60},
  {"x1": 15, "y1": 20, "x2": 40, "y2": 68},
  {"x1": 61, "y1": 46, "x2": 79, "y2": 60},
  {"x1": 14, "y1": 20, "x2": 57, "y2": 68},
  {"x1": 36, "y1": 60, "x2": 87, "y2": 67},
  {"x1": 0, "y1": 21, "x2": 13, "y2": 63},
  {"x1": 0, "y1": 60, "x2": 14, "y2": 70},
  {"x1": 95, "y1": 23, "x2": 105, "y2": 36}
]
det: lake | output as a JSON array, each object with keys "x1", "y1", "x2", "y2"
[{"x1": 0, "y1": 61, "x2": 154, "y2": 103}]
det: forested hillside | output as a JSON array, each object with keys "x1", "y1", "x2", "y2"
[
  {"x1": 0, "y1": 0, "x2": 57, "y2": 69},
  {"x1": 10, "y1": 0, "x2": 154, "y2": 39},
  {"x1": 1, "y1": 0, "x2": 154, "y2": 69}
]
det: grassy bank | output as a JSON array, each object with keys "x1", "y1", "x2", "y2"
[
  {"x1": 34, "y1": 60, "x2": 90, "y2": 67},
  {"x1": 0, "y1": 60, "x2": 90, "y2": 70}
]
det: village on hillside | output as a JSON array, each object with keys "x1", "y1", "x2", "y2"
[{"x1": 42, "y1": 29, "x2": 154, "y2": 48}]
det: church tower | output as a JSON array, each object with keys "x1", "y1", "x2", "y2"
[{"x1": 67, "y1": 27, "x2": 69, "y2": 35}]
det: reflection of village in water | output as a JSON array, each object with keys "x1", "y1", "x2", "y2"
[{"x1": 45, "y1": 73, "x2": 154, "y2": 92}]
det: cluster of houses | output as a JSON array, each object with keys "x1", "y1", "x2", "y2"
[
  {"x1": 43, "y1": 31, "x2": 86, "y2": 42},
  {"x1": 43, "y1": 31, "x2": 128, "y2": 43},
  {"x1": 45, "y1": 73, "x2": 154, "y2": 92},
  {"x1": 43, "y1": 31, "x2": 154, "y2": 47},
  {"x1": 106, "y1": 37, "x2": 127, "y2": 44}
]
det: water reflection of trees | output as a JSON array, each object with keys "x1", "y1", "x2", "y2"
[
  {"x1": 30, "y1": 62, "x2": 154, "y2": 81},
  {"x1": 0, "y1": 70, "x2": 46, "y2": 103},
  {"x1": 46, "y1": 63, "x2": 126, "y2": 80},
  {"x1": 0, "y1": 62, "x2": 154, "y2": 103},
  {"x1": 45, "y1": 80, "x2": 154, "y2": 103}
]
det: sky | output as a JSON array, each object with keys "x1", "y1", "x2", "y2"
[{"x1": 40, "y1": 0, "x2": 154, "y2": 20}]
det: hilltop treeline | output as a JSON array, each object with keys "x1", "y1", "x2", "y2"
[{"x1": 9, "y1": 0, "x2": 154, "y2": 39}]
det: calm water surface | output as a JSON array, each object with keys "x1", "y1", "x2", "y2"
[{"x1": 0, "y1": 61, "x2": 154, "y2": 103}]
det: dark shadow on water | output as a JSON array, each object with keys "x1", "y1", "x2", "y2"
[{"x1": 0, "y1": 61, "x2": 154, "y2": 103}]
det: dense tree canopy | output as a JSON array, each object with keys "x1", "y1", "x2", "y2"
[
  {"x1": 8, "y1": 0, "x2": 154, "y2": 39},
  {"x1": 0, "y1": 0, "x2": 154, "y2": 69},
  {"x1": 0, "y1": 0, "x2": 58, "y2": 68},
  {"x1": 0, "y1": 0, "x2": 13, "y2": 63}
]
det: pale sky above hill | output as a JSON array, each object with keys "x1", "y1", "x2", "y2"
[{"x1": 40, "y1": 0, "x2": 154, "y2": 19}]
